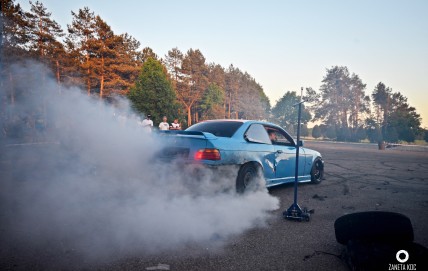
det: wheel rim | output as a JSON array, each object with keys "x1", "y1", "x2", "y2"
[{"x1": 314, "y1": 161, "x2": 322, "y2": 179}]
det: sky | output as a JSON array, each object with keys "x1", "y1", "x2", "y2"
[{"x1": 17, "y1": 0, "x2": 428, "y2": 127}]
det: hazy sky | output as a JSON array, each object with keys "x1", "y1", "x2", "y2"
[{"x1": 17, "y1": 0, "x2": 428, "y2": 127}]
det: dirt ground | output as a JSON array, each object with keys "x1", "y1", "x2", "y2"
[{"x1": 1, "y1": 141, "x2": 427, "y2": 270}]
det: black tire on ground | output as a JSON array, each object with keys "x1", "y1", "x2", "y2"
[
  {"x1": 334, "y1": 211, "x2": 414, "y2": 245},
  {"x1": 236, "y1": 163, "x2": 261, "y2": 194},
  {"x1": 310, "y1": 158, "x2": 324, "y2": 184}
]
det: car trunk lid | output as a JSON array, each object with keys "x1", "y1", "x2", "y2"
[{"x1": 156, "y1": 131, "x2": 217, "y2": 161}]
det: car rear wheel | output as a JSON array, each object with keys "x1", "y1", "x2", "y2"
[
  {"x1": 236, "y1": 163, "x2": 261, "y2": 194},
  {"x1": 311, "y1": 158, "x2": 324, "y2": 184}
]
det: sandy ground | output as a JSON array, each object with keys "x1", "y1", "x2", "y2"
[{"x1": 1, "y1": 141, "x2": 427, "y2": 270}]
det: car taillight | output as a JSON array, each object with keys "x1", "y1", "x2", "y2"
[{"x1": 194, "y1": 149, "x2": 221, "y2": 160}]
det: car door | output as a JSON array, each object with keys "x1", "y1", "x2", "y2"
[
  {"x1": 265, "y1": 127, "x2": 306, "y2": 183},
  {"x1": 243, "y1": 123, "x2": 276, "y2": 180}
]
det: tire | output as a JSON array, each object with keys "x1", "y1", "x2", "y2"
[
  {"x1": 310, "y1": 158, "x2": 324, "y2": 184},
  {"x1": 334, "y1": 211, "x2": 414, "y2": 245},
  {"x1": 236, "y1": 163, "x2": 261, "y2": 194}
]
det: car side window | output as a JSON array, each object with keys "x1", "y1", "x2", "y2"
[
  {"x1": 265, "y1": 127, "x2": 294, "y2": 146},
  {"x1": 244, "y1": 124, "x2": 272, "y2": 144}
]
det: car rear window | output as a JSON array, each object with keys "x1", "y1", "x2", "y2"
[{"x1": 186, "y1": 121, "x2": 243, "y2": 137}]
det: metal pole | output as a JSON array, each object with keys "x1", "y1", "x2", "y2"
[
  {"x1": 293, "y1": 88, "x2": 303, "y2": 205},
  {"x1": 284, "y1": 87, "x2": 310, "y2": 221}
]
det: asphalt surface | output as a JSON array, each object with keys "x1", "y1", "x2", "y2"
[{"x1": 1, "y1": 141, "x2": 428, "y2": 270}]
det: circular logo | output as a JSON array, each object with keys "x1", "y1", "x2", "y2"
[{"x1": 396, "y1": 250, "x2": 409, "y2": 263}]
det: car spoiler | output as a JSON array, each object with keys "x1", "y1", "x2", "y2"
[{"x1": 157, "y1": 130, "x2": 217, "y2": 140}]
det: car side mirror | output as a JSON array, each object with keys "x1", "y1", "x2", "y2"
[{"x1": 298, "y1": 140, "x2": 304, "y2": 147}]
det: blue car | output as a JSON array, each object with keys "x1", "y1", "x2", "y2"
[{"x1": 158, "y1": 120, "x2": 324, "y2": 193}]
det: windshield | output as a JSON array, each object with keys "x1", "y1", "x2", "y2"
[{"x1": 186, "y1": 121, "x2": 243, "y2": 137}]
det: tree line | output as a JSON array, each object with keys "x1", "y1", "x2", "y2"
[
  {"x1": 1, "y1": 0, "x2": 270, "y2": 130},
  {"x1": 271, "y1": 66, "x2": 424, "y2": 143},
  {"x1": 1, "y1": 0, "x2": 426, "y2": 143}
]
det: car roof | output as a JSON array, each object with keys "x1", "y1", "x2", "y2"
[
  {"x1": 196, "y1": 119, "x2": 280, "y2": 127},
  {"x1": 193, "y1": 119, "x2": 287, "y2": 132},
  {"x1": 189, "y1": 119, "x2": 295, "y2": 141},
  {"x1": 197, "y1": 119, "x2": 249, "y2": 123}
]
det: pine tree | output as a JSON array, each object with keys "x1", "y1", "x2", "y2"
[
  {"x1": 110, "y1": 33, "x2": 142, "y2": 94},
  {"x1": 348, "y1": 74, "x2": 370, "y2": 136},
  {"x1": 1, "y1": 0, "x2": 31, "y2": 105},
  {"x1": 235, "y1": 72, "x2": 269, "y2": 120},
  {"x1": 200, "y1": 84, "x2": 225, "y2": 120},
  {"x1": 141, "y1": 47, "x2": 158, "y2": 62},
  {"x1": 225, "y1": 64, "x2": 240, "y2": 119},
  {"x1": 26, "y1": 1, "x2": 64, "y2": 84},
  {"x1": 91, "y1": 15, "x2": 121, "y2": 97},
  {"x1": 207, "y1": 63, "x2": 226, "y2": 92},
  {"x1": 26, "y1": 1, "x2": 63, "y2": 60},
  {"x1": 66, "y1": 7, "x2": 97, "y2": 94},
  {"x1": 271, "y1": 91, "x2": 311, "y2": 131},
  {"x1": 128, "y1": 58, "x2": 178, "y2": 124},
  {"x1": 179, "y1": 49, "x2": 208, "y2": 125},
  {"x1": 164, "y1": 47, "x2": 183, "y2": 85},
  {"x1": 206, "y1": 63, "x2": 226, "y2": 117},
  {"x1": 312, "y1": 66, "x2": 370, "y2": 141}
]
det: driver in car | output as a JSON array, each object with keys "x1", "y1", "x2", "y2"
[{"x1": 268, "y1": 130, "x2": 277, "y2": 143}]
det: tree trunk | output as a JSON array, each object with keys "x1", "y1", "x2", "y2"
[
  {"x1": 342, "y1": 109, "x2": 348, "y2": 128},
  {"x1": 353, "y1": 91, "x2": 359, "y2": 129},
  {"x1": 56, "y1": 60, "x2": 61, "y2": 93},
  {"x1": 56, "y1": 60, "x2": 60, "y2": 83},
  {"x1": 86, "y1": 55, "x2": 90, "y2": 95},
  {"x1": 187, "y1": 106, "x2": 192, "y2": 126},
  {"x1": 39, "y1": 19, "x2": 44, "y2": 57},
  {"x1": 383, "y1": 95, "x2": 390, "y2": 134},
  {"x1": 100, "y1": 55, "x2": 104, "y2": 98},
  {"x1": 228, "y1": 92, "x2": 231, "y2": 119}
]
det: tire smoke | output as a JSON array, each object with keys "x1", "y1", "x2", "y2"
[{"x1": 0, "y1": 62, "x2": 279, "y2": 266}]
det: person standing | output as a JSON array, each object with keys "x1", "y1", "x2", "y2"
[
  {"x1": 159, "y1": 116, "x2": 170, "y2": 131},
  {"x1": 141, "y1": 114, "x2": 153, "y2": 132},
  {"x1": 170, "y1": 118, "x2": 181, "y2": 130}
]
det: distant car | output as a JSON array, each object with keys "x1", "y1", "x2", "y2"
[{"x1": 158, "y1": 120, "x2": 324, "y2": 193}]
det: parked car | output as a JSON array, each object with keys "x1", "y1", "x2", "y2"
[{"x1": 158, "y1": 120, "x2": 324, "y2": 193}]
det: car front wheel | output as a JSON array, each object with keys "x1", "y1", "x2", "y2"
[{"x1": 311, "y1": 158, "x2": 324, "y2": 184}]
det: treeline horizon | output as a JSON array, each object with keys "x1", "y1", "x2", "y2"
[
  {"x1": 273, "y1": 66, "x2": 424, "y2": 143},
  {"x1": 1, "y1": 0, "x2": 426, "y2": 143},
  {"x1": 1, "y1": 0, "x2": 270, "y2": 128}
]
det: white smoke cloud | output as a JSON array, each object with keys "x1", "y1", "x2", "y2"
[{"x1": 0, "y1": 62, "x2": 279, "y2": 266}]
